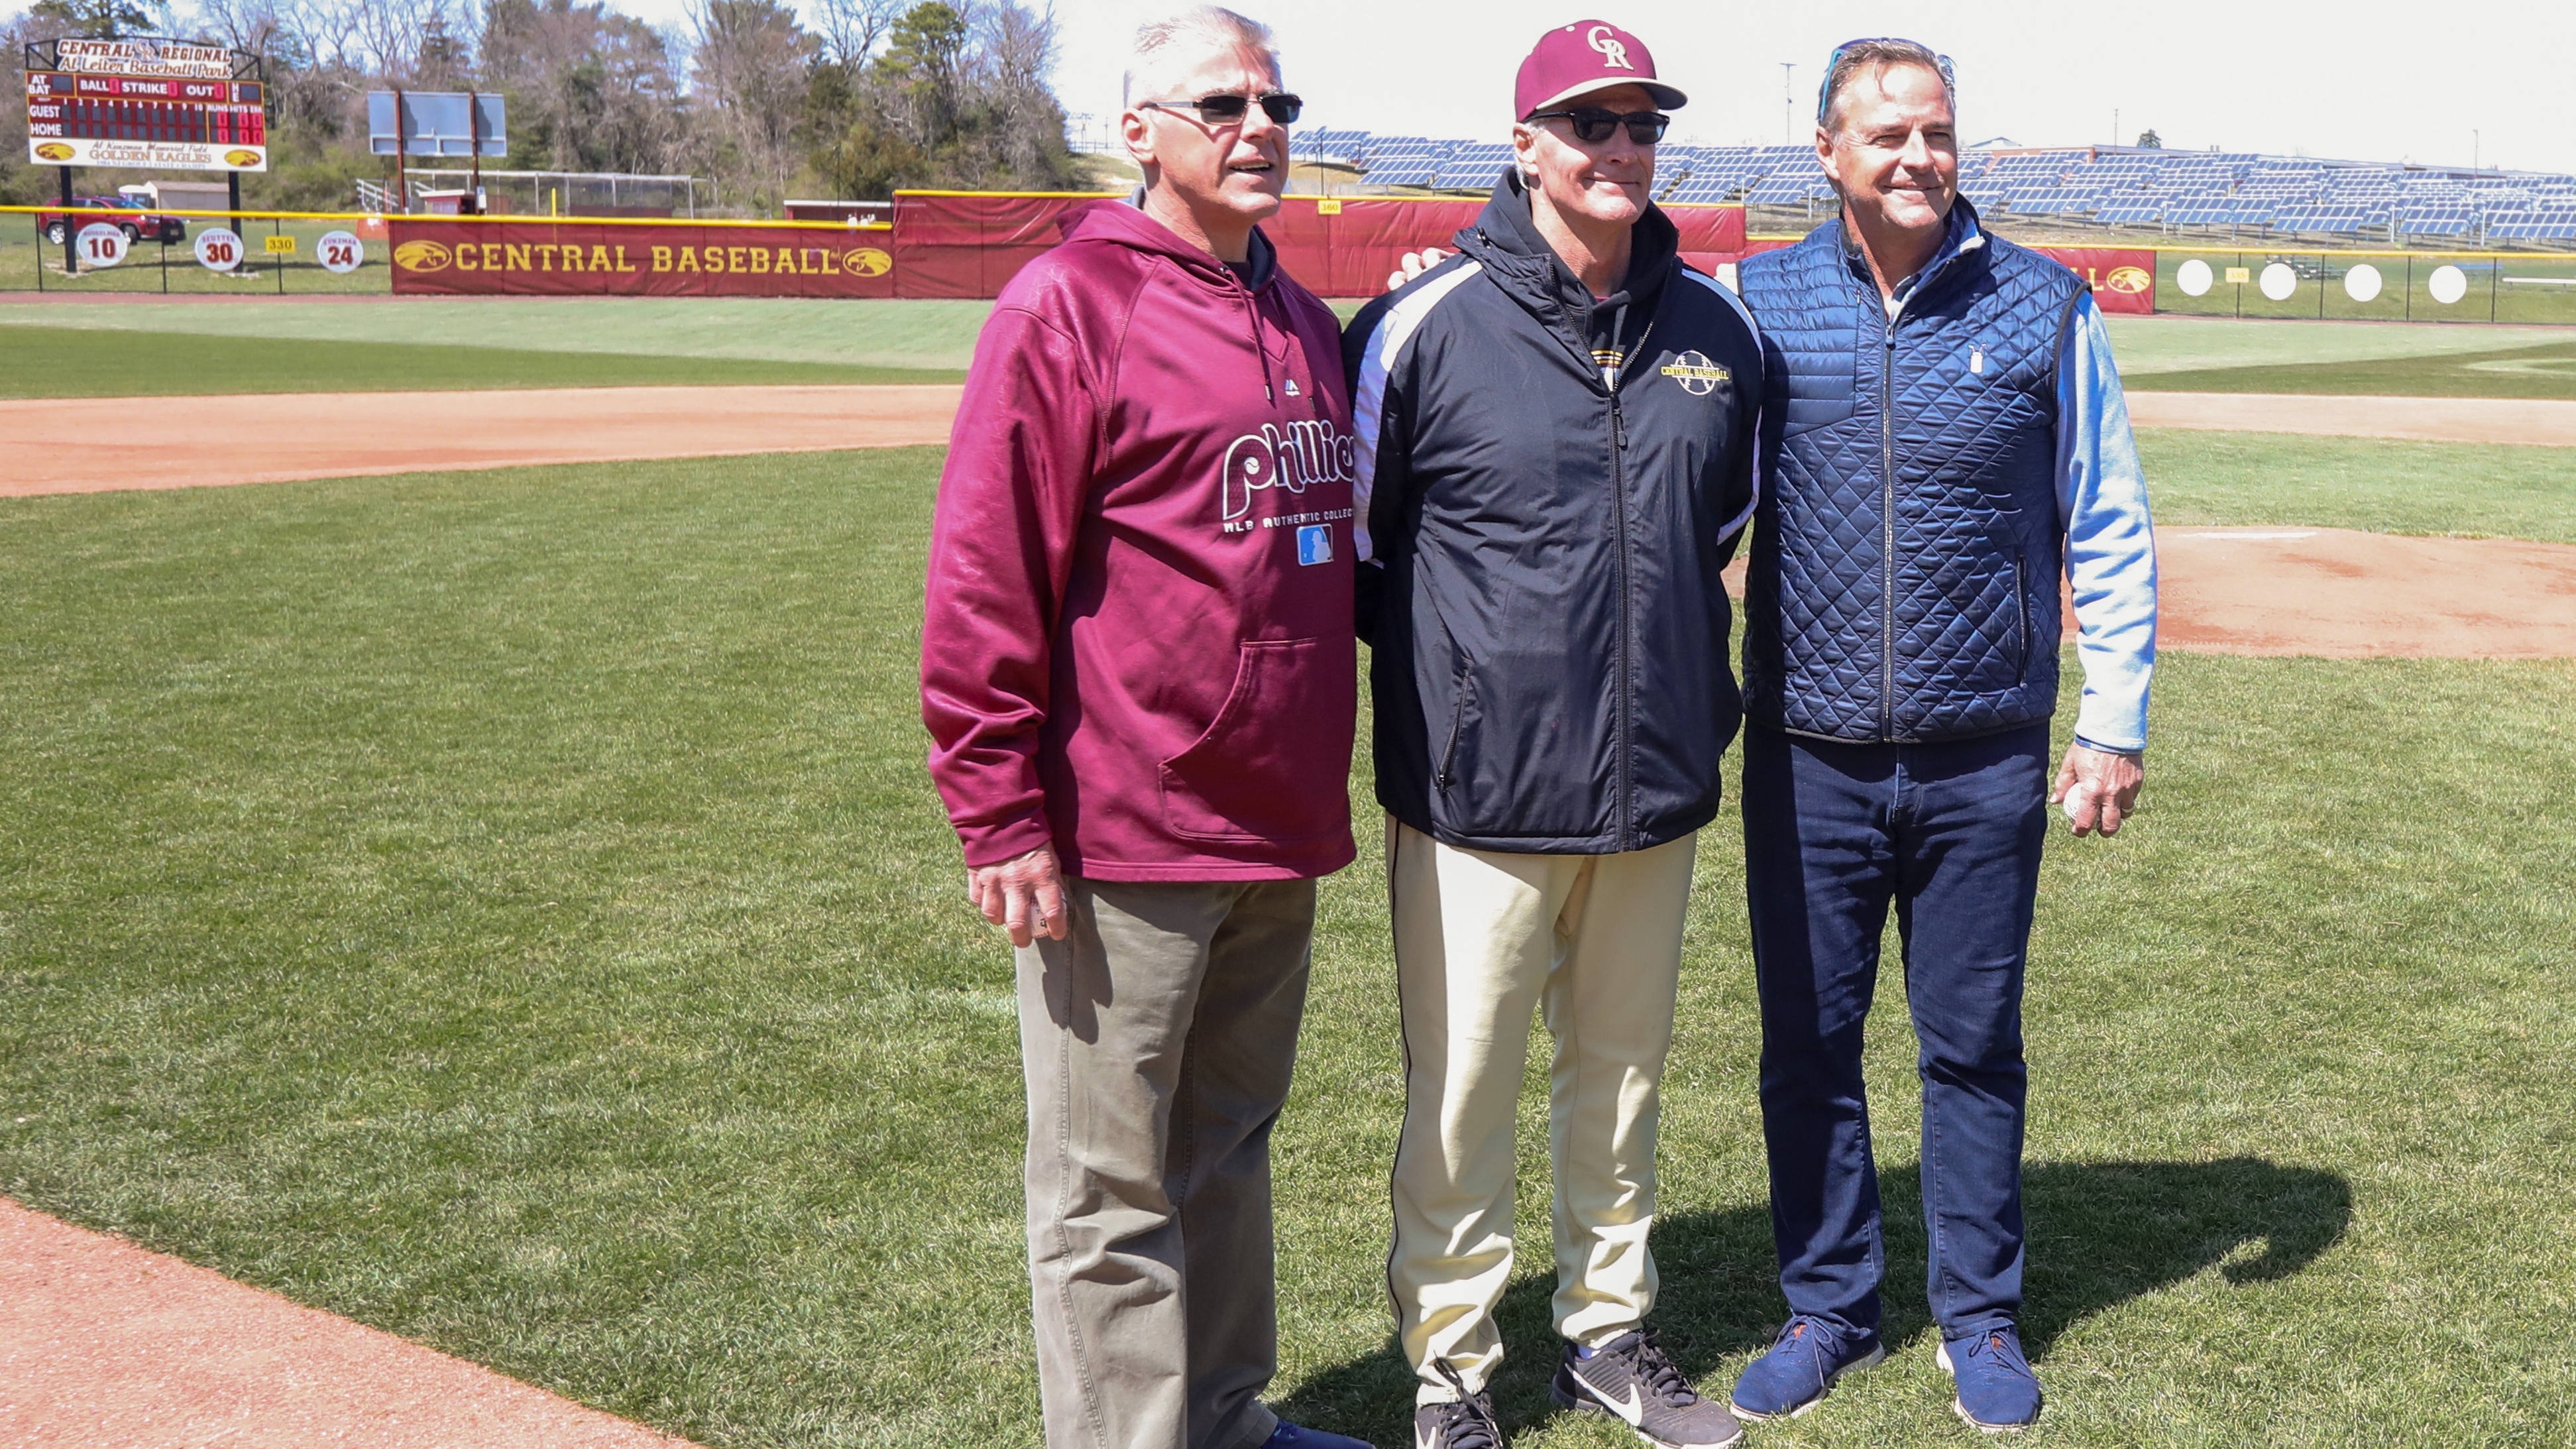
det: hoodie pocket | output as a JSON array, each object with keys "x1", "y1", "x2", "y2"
[{"x1": 1160, "y1": 638, "x2": 1349, "y2": 844}]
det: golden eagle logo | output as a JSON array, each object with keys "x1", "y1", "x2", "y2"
[
  {"x1": 393, "y1": 240, "x2": 452, "y2": 272},
  {"x1": 33, "y1": 143, "x2": 74, "y2": 161},
  {"x1": 223, "y1": 148, "x2": 261, "y2": 167},
  {"x1": 844, "y1": 247, "x2": 893, "y2": 277},
  {"x1": 2104, "y1": 266, "x2": 2152, "y2": 294}
]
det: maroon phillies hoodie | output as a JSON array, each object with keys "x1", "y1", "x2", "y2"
[{"x1": 920, "y1": 200, "x2": 1358, "y2": 882}]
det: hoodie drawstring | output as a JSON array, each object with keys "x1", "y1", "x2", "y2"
[{"x1": 1241, "y1": 280, "x2": 1275, "y2": 404}]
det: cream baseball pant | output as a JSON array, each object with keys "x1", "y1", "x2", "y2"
[{"x1": 1384, "y1": 818, "x2": 1701, "y2": 1403}]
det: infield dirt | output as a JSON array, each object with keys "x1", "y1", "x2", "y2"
[{"x1": 1, "y1": 1196, "x2": 699, "y2": 1449}]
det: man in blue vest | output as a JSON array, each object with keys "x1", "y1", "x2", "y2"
[{"x1": 1724, "y1": 40, "x2": 2156, "y2": 1434}]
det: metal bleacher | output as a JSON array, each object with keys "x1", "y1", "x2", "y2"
[{"x1": 1286, "y1": 130, "x2": 2576, "y2": 247}]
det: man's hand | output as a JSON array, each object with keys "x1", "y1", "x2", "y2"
[
  {"x1": 1385, "y1": 247, "x2": 1449, "y2": 292},
  {"x1": 2050, "y1": 744, "x2": 2145, "y2": 837},
  {"x1": 968, "y1": 844, "x2": 1069, "y2": 947}
]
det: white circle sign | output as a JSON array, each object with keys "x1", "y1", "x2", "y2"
[
  {"x1": 194, "y1": 227, "x2": 245, "y2": 272},
  {"x1": 2428, "y1": 264, "x2": 2469, "y2": 306},
  {"x1": 2176, "y1": 258, "x2": 2213, "y2": 297},
  {"x1": 2259, "y1": 262, "x2": 2299, "y2": 302},
  {"x1": 315, "y1": 230, "x2": 365, "y2": 274},
  {"x1": 2343, "y1": 263, "x2": 2384, "y2": 303},
  {"x1": 75, "y1": 222, "x2": 128, "y2": 268}
]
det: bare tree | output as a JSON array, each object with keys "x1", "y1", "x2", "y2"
[
  {"x1": 812, "y1": 0, "x2": 899, "y2": 70},
  {"x1": 689, "y1": 0, "x2": 813, "y2": 207}
]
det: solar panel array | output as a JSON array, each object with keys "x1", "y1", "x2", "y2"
[{"x1": 1285, "y1": 133, "x2": 2576, "y2": 243}]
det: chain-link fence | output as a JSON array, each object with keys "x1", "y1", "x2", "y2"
[
  {"x1": 2149, "y1": 247, "x2": 2576, "y2": 325},
  {"x1": 7, "y1": 207, "x2": 393, "y2": 296}
]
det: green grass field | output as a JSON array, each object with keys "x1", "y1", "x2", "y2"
[
  {"x1": 2, "y1": 441, "x2": 2572, "y2": 1448},
  {"x1": 0, "y1": 323, "x2": 959, "y2": 396},
  {"x1": 0, "y1": 295, "x2": 997, "y2": 371},
  {"x1": 2121, "y1": 339, "x2": 2576, "y2": 399},
  {"x1": 4, "y1": 299, "x2": 2573, "y2": 400},
  {"x1": 2138, "y1": 431, "x2": 2576, "y2": 542}
]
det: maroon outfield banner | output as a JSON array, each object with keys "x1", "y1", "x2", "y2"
[{"x1": 387, "y1": 219, "x2": 896, "y2": 298}]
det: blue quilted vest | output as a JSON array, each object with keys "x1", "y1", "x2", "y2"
[{"x1": 1737, "y1": 203, "x2": 2088, "y2": 742}]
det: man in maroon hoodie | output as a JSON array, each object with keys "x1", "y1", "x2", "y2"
[{"x1": 919, "y1": 9, "x2": 1366, "y2": 1449}]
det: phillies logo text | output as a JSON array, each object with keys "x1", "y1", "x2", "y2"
[{"x1": 1220, "y1": 420, "x2": 1355, "y2": 528}]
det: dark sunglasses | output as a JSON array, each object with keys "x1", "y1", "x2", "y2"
[
  {"x1": 1526, "y1": 107, "x2": 1669, "y2": 146},
  {"x1": 1140, "y1": 91, "x2": 1303, "y2": 125}
]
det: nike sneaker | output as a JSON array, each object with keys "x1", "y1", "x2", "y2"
[{"x1": 1549, "y1": 1327, "x2": 1744, "y2": 1448}]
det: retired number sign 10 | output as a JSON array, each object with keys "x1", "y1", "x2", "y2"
[{"x1": 75, "y1": 221, "x2": 127, "y2": 268}]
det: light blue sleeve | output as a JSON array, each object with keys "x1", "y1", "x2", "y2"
[{"x1": 2054, "y1": 293, "x2": 2156, "y2": 754}]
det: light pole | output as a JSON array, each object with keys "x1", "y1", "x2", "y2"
[{"x1": 1781, "y1": 63, "x2": 1797, "y2": 145}]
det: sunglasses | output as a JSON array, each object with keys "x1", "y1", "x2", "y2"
[
  {"x1": 1818, "y1": 39, "x2": 1955, "y2": 123},
  {"x1": 1526, "y1": 107, "x2": 1670, "y2": 146},
  {"x1": 1139, "y1": 91, "x2": 1303, "y2": 125}
]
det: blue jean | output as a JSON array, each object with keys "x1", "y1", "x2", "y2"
[{"x1": 1740, "y1": 723, "x2": 2049, "y2": 1339}]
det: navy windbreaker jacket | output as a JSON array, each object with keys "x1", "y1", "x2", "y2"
[{"x1": 1343, "y1": 173, "x2": 1762, "y2": 854}]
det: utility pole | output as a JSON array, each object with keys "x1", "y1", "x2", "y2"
[
  {"x1": 2473, "y1": 129, "x2": 2480, "y2": 170},
  {"x1": 1781, "y1": 63, "x2": 1798, "y2": 144},
  {"x1": 2114, "y1": 109, "x2": 2121, "y2": 146}
]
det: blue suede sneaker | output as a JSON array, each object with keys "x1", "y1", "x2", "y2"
[
  {"x1": 1263, "y1": 1420, "x2": 1378, "y2": 1449},
  {"x1": 1728, "y1": 1315, "x2": 1885, "y2": 1420},
  {"x1": 1936, "y1": 1324, "x2": 2043, "y2": 1432}
]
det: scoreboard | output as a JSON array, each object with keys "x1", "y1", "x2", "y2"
[{"x1": 23, "y1": 37, "x2": 266, "y2": 173}]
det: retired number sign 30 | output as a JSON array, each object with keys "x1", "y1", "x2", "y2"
[{"x1": 194, "y1": 226, "x2": 242, "y2": 272}]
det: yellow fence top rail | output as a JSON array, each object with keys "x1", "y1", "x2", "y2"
[{"x1": 0, "y1": 204, "x2": 893, "y2": 231}]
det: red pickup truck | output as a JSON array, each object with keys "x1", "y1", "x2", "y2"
[{"x1": 37, "y1": 196, "x2": 188, "y2": 247}]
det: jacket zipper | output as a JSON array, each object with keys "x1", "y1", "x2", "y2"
[
  {"x1": 1605, "y1": 313, "x2": 1653, "y2": 849},
  {"x1": 1879, "y1": 294, "x2": 1899, "y2": 741},
  {"x1": 1609, "y1": 392, "x2": 1634, "y2": 846}
]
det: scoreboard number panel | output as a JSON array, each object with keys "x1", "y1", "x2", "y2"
[
  {"x1": 316, "y1": 230, "x2": 365, "y2": 274},
  {"x1": 23, "y1": 38, "x2": 266, "y2": 172}
]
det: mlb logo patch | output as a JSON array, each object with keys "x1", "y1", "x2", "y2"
[{"x1": 1296, "y1": 524, "x2": 1334, "y2": 566}]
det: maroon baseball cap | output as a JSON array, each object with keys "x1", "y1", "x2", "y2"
[{"x1": 1515, "y1": 20, "x2": 1687, "y2": 119}]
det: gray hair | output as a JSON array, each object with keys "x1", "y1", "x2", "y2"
[
  {"x1": 1817, "y1": 38, "x2": 1955, "y2": 135},
  {"x1": 1123, "y1": 6, "x2": 1279, "y2": 108}
]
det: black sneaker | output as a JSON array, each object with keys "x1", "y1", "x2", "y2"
[
  {"x1": 1549, "y1": 1328, "x2": 1745, "y2": 1449},
  {"x1": 1411, "y1": 1395, "x2": 1502, "y2": 1449}
]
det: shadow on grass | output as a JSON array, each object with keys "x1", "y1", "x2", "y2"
[{"x1": 1274, "y1": 1157, "x2": 2350, "y2": 1445}]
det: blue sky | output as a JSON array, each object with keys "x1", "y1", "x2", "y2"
[{"x1": 616, "y1": 0, "x2": 2572, "y2": 174}]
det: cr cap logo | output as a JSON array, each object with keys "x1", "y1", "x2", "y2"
[
  {"x1": 1587, "y1": 24, "x2": 1635, "y2": 71},
  {"x1": 33, "y1": 142, "x2": 73, "y2": 161},
  {"x1": 392, "y1": 239, "x2": 452, "y2": 272},
  {"x1": 223, "y1": 148, "x2": 260, "y2": 166},
  {"x1": 2104, "y1": 265, "x2": 2153, "y2": 294},
  {"x1": 1657, "y1": 350, "x2": 1730, "y2": 396},
  {"x1": 844, "y1": 247, "x2": 891, "y2": 277}
]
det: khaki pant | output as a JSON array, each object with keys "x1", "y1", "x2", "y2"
[
  {"x1": 1017, "y1": 876, "x2": 1318, "y2": 1449},
  {"x1": 1384, "y1": 819, "x2": 1700, "y2": 1403}
]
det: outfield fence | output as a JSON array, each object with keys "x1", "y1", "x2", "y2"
[{"x1": 6, "y1": 200, "x2": 2575, "y2": 323}]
